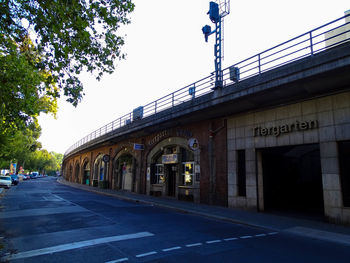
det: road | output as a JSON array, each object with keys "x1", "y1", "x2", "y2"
[{"x1": 1, "y1": 177, "x2": 349, "y2": 262}]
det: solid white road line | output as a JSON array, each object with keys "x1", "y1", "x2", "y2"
[
  {"x1": 105, "y1": 258, "x2": 129, "y2": 263},
  {"x1": 185, "y1": 243, "x2": 203, "y2": 247},
  {"x1": 135, "y1": 251, "x2": 158, "y2": 258},
  {"x1": 3, "y1": 232, "x2": 154, "y2": 261},
  {"x1": 162, "y1": 246, "x2": 181, "y2": 252}
]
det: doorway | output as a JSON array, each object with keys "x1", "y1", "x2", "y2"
[
  {"x1": 166, "y1": 164, "x2": 176, "y2": 197},
  {"x1": 261, "y1": 144, "x2": 324, "y2": 216}
]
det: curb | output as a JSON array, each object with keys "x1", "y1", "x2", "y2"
[
  {"x1": 56, "y1": 178, "x2": 350, "y2": 246},
  {"x1": 57, "y1": 179, "x2": 275, "y2": 231}
]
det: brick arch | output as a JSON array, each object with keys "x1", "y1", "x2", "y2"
[
  {"x1": 92, "y1": 153, "x2": 105, "y2": 186},
  {"x1": 81, "y1": 157, "x2": 91, "y2": 185},
  {"x1": 112, "y1": 146, "x2": 137, "y2": 191}
]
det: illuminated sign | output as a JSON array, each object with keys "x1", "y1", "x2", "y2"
[{"x1": 162, "y1": 154, "x2": 178, "y2": 164}]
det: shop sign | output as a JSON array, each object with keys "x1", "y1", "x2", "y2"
[
  {"x1": 253, "y1": 120, "x2": 318, "y2": 137},
  {"x1": 188, "y1": 138, "x2": 199, "y2": 151},
  {"x1": 133, "y1": 143, "x2": 144, "y2": 150},
  {"x1": 162, "y1": 154, "x2": 178, "y2": 164}
]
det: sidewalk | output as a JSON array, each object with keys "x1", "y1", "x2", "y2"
[{"x1": 57, "y1": 178, "x2": 350, "y2": 246}]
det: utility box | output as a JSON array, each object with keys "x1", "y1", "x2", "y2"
[
  {"x1": 133, "y1": 106, "x2": 144, "y2": 121},
  {"x1": 229, "y1": 66, "x2": 240, "y2": 82}
]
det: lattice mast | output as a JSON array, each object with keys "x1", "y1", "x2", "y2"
[{"x1": 202, "y1": 0, "x2": 230, "y2": 89}]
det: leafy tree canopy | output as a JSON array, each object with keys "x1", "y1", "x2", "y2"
[
  {"x1": 0, "y1": 0, "x2": 134, "y2": 147},
  {"x1": 0, "y1": 120, "x2": 41, "y2": 168},
  {"x1": 1, "y1": 0, "x2": 135, "y2": 106}
]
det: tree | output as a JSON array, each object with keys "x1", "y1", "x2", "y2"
[
  {"x1": 0, "y1": 0, "x2": 135, "y2": 142},
  {"x1": 0, "y1": 121, "x2": 42, "y2": 169},
  {"x1": 26, "y1": 150, "x2": 63, "y2": 175},
  {"x1": 0, "y1": 35, "x2": 58, "y2": 140},
  {"x1": 1, "y1": 0, "x2": 135, "y2": 106}
]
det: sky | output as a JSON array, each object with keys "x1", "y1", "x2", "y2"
[{"x1": 37, "y1": 0, "x2": 350, "y2": 154}]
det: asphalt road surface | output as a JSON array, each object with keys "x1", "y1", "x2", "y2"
[{"x1": 1, "y1": 177, "x2": 349, "y2": 262}]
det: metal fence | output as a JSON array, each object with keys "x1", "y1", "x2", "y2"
[{"x1": 65, "y1": 13, "x2": 350, "y2": 156}]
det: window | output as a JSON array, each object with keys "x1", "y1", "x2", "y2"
[
  {"x1": 237, "y1": 150, "x2": 246, "y2": 196},
  {"x1": 155, "y1": 164, "x2": 164, "y2": 184},
  {"x1": 339, "y1": 141, "x2": 350, "y2": 207},
  {"x1": 182, "y1": 162, "x2": 194, "y2": 186}
]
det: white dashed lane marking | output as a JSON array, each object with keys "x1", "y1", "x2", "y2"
[
  {"x1": 162, "y1": 246, "x2": 182, "y2": 252},
  {"x1": 105, "y1": 258, "x2": 129, "y2": 263},
  {"x1": 105, "y1": 231, "x2": 279, "y2": 263},
  {"x1": 206, "y1": 240, "x2": 222, "y2": 244},
  {"x1": 135, "y1": 251, "x2": 158, "y2": 258},
  {"x1": 224, "y1": 237, "x2": 238, "y2": 241},
  {"x1": 185, "y1": 242, "x2": 203, "y2": 247}
]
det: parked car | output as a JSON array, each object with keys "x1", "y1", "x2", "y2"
[
  {"x1": 10, "y1": 174, "x2": 19, "y2": 185},
  {"x1": 0, "y1": 175, "x2": 12, "y2": 189}
]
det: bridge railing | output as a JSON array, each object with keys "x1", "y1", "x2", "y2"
[{"x1": 65, "y1": 13, "x2": 350, "y2": 156}]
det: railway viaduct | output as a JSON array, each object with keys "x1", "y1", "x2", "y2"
[{"x1": 62, "y1": 14, "x2": 350, "y2": 224}]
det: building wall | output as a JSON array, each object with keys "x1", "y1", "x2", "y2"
[
  {"x1": 62, "y1": 118, "x2": 228, "y2": 207},
  {"x1": 227, "y1": 91, "x2": 350, "y2": 224}
]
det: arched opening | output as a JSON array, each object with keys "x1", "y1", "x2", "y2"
[
  {"x1": 113, "y1": 153, "x2": 136, "y2": 191},
  {"x1": 147, "y1": 137, "x2": 199, "y2": 202},
  {"x1": 83, "y1": 160, "x2": 91, "y2": 185},
  {"x1": 93, "y1": 154, "x2": 105, "y2": 187},
  {"x1": 74, "y1": 163, "x2": 80, "y2": 183}
]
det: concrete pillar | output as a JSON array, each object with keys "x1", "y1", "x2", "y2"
[{"x1": 320, "y1": 141, "x2": 343, "y2": 223}]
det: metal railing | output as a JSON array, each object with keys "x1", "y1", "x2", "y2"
[{"x1": 65, "y1": 13, "x2": 350, "y2": 156}]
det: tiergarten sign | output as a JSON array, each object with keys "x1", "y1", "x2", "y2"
[{"x1": 253, "y1": 120, "x2": 318, "y2": 137}]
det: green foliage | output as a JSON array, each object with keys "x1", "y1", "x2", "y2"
[
  {"x1": 0, "y1": 122, "x2": 63, "y2": 174},
  {"x1": 0, "y1": 121, "x2": 41, "y2": 168},
  {"x1": 0, "y1": 35, "x2": 58, "y2": 140},
  {"x1": 1, "y1": 0, "x2": 135, "y2": 107},
  {"x1": 0, "y1": 0, "x2": 134, "y2": 165}
]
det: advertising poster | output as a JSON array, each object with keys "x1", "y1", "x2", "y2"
[{"x1": 10, "y1": 163, "x2": 17, "y2": 174}]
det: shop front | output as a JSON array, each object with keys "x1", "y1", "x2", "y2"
[
  {"x1": 146, "y1": 137, "x2": 200, "y2": 202},
  {"x1": 112, "y1": 151, "x2": 136, "y2": 192}
]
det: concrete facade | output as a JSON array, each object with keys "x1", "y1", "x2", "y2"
[{"x1": 227, "y1": 91, "x2": 350, "y2": 224}]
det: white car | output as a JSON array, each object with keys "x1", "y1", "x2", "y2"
[{"x1": 0, "y1": 175, "x2": 12, "y2": 189}]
